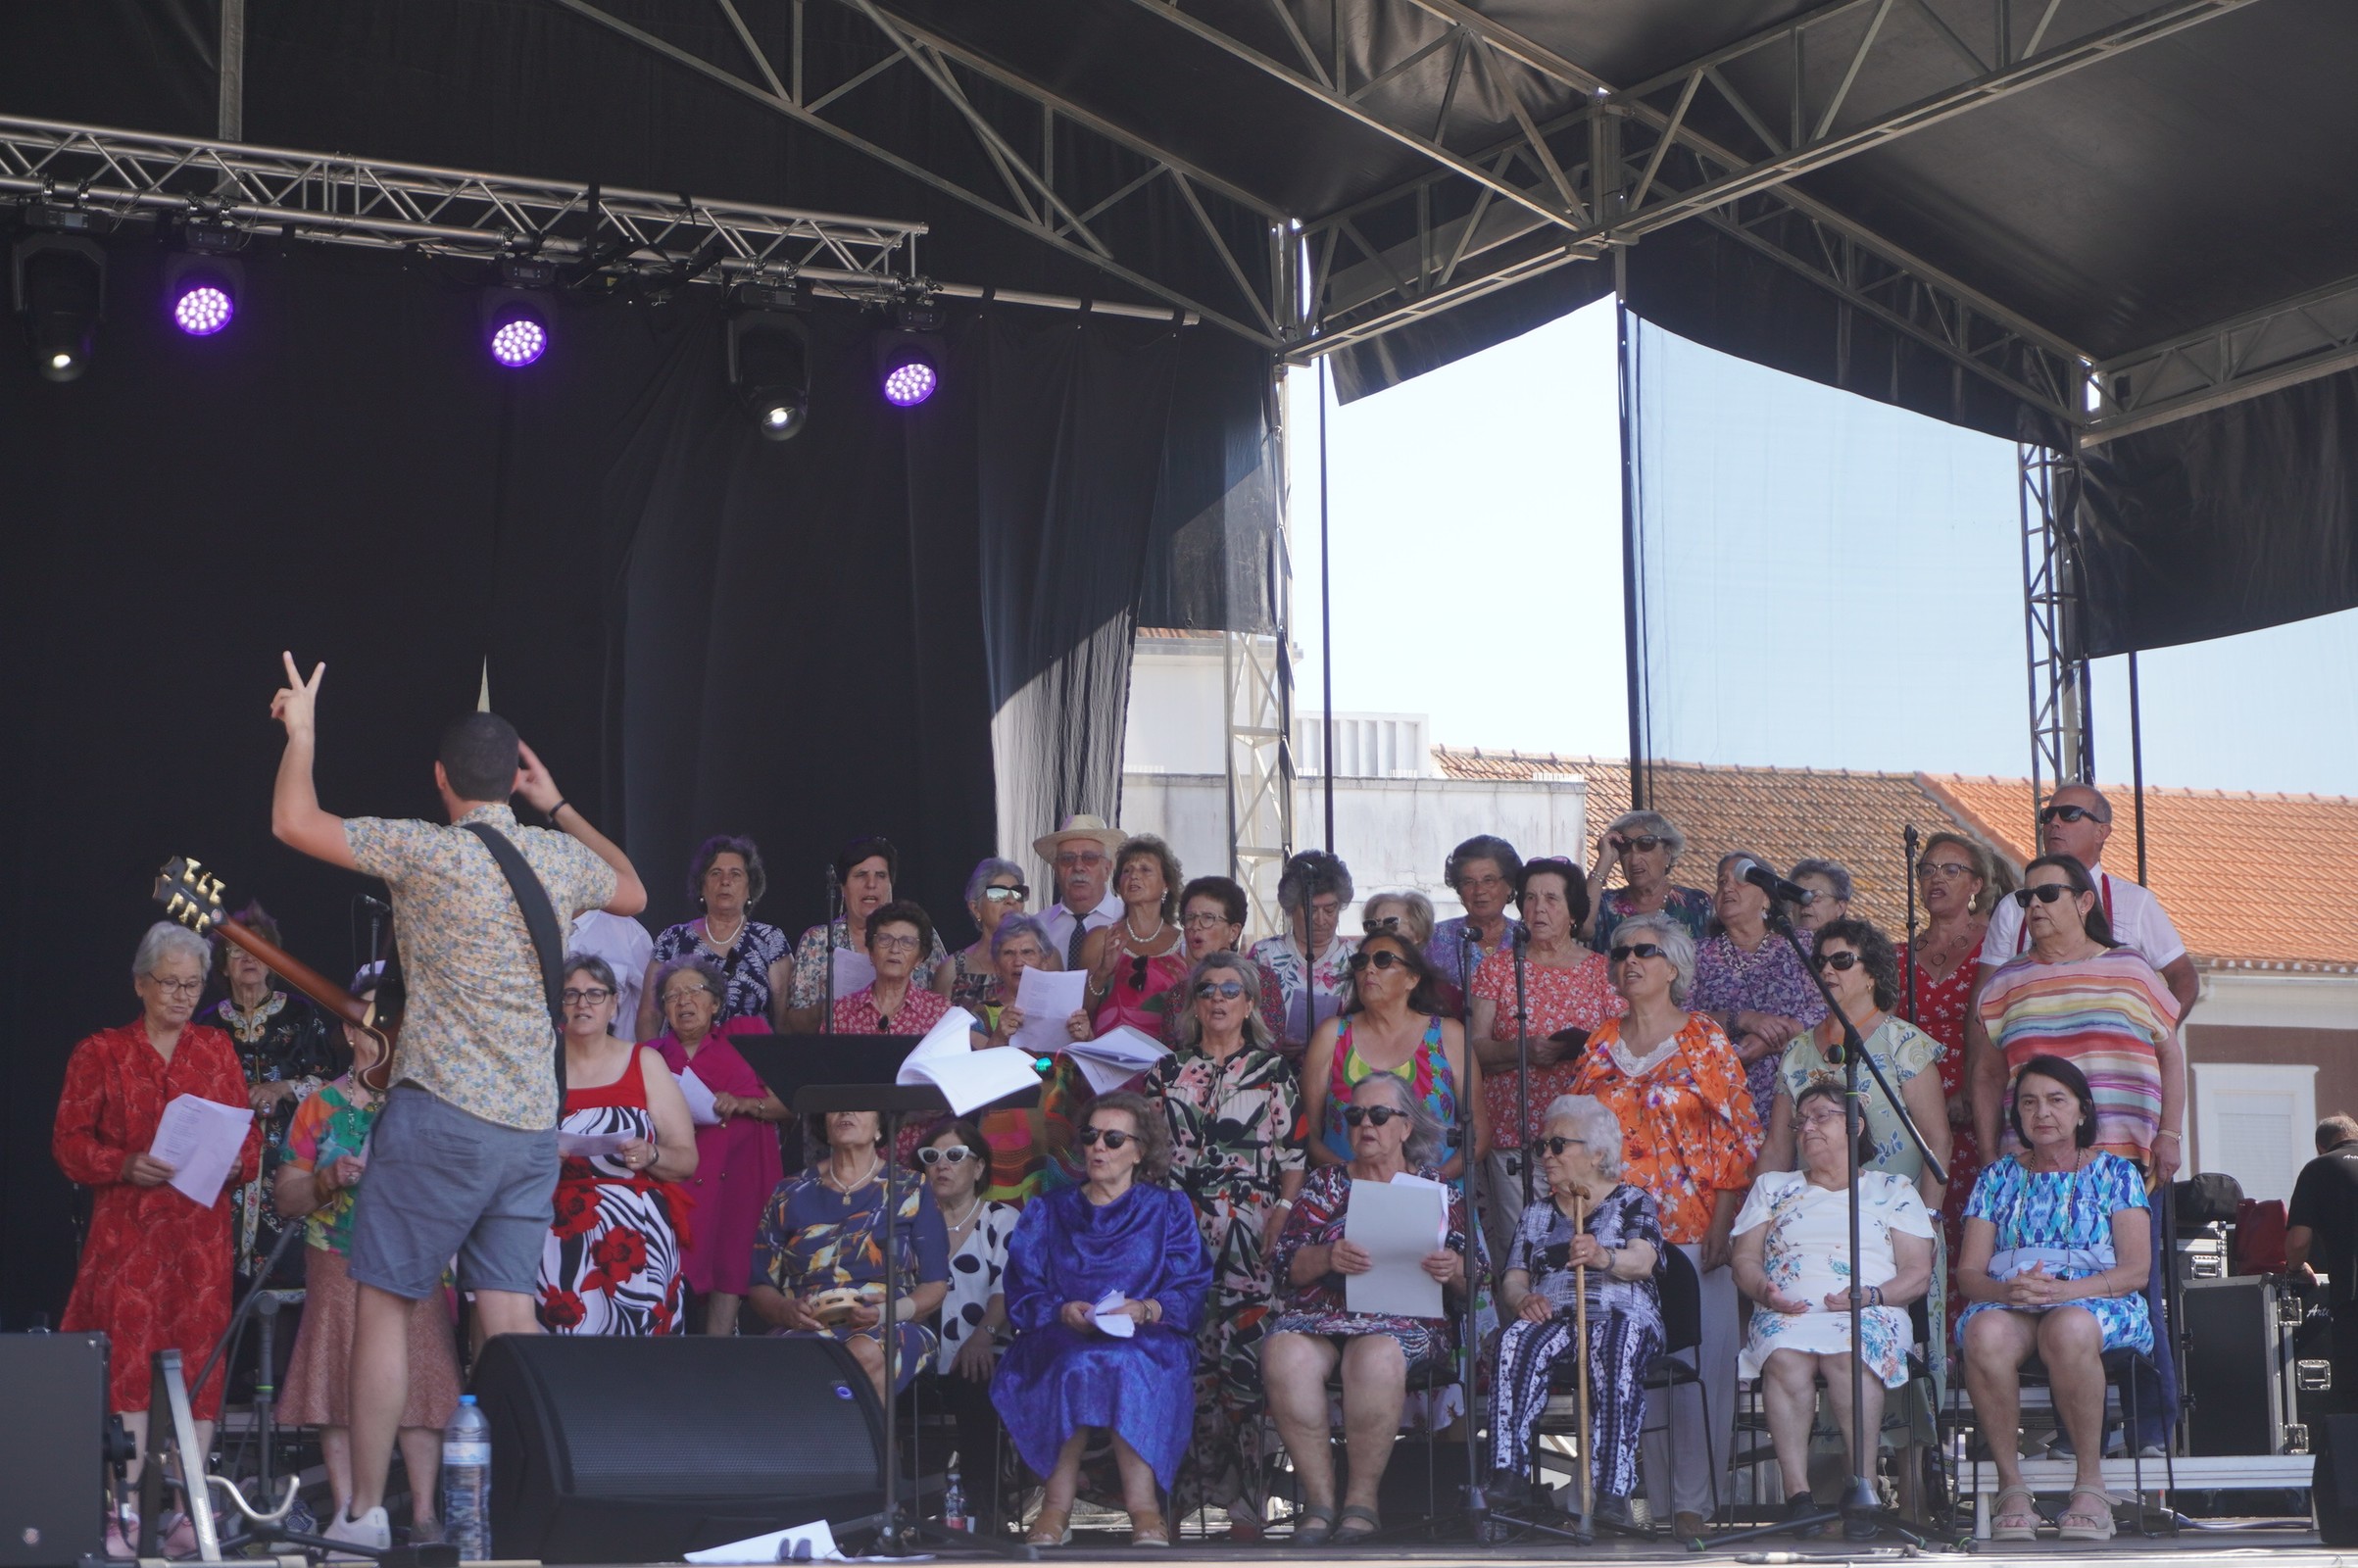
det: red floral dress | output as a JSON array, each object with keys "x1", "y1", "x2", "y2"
[
  {"x1": 54, "y1": 1021, "x2": 260, "y2": 1415},
  {"x1": 537, "y1": 1054, "x2": 689, "y2": 1335},
  {"x1": 1470, "y1": 949, "x2": 1628, "y2": 1148},
  {"x1": 1905, "y1": 934, "x2": 1982, "y2": 1338}
]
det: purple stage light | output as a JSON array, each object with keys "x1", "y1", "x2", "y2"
[
  {"x1": 172, "y1": 279, "x2": 235, "y2": 336},
  {"x1": 881, "y1": 349, "x2": 938, "y2": 407},
  {"x1": 488, "y1": 310, "x2": 548, "y2": 368}
]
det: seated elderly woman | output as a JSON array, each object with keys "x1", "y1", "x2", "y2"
[
  {"x1": 990, "y1": 1093, "x2": 1211, "y2": 1547},
  {"x1": 831, "y1": 900, "x2": 954, "y2": 1036},
  {"x1": 1263, "y1": 1073, "x2": 1472, "y2": 1544},
  {"x1": 1489, "y1": 1096, "x2": 1663, "y2": 1533},
  {"x1": 1958, "y1": 1054, "x2": 2152, "y2": 1544},
  {"x1": 1733, "y1": 1082, "x2": 1935, "y2": 1539}
]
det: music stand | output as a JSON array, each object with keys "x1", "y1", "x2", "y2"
[{"x1": 737, "y1": 1036, "x2": 1035, "y2": 1561}]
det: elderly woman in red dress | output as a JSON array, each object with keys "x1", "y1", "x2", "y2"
[{"x1": 56, "y1": 923, "x2": 261, "y2": 1556}]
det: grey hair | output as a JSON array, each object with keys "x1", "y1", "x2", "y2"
[
  {"x1": 1608, "y1": 911, "x2": 1696, "y2": 1006},
  {"x1": 964, "y1": 857, "x2": 1026, "y2": 907},
  {"x1": 1362, "y1": 889, "x2": 1437, "y2": 947},
  {"x1": 1351, "y1": 1070, "x2": 1444, "y2": 1168},
  {"x1": 989, "y1": 912, "x2": 1058, "y2": 964},
  {"x1": 1603, "y1": 809, "x2": 1687, "y2": 868},
  {"x1": 133, "y1": 921, "x2": 213, "y2": 982},
  {"x1": 1173, "y1": 952, "x2": 1275, "y2": 1053},
  {"x1": 652, "y1": 954, "x2": 727, "y2": 1008},
  {"x1": 1790, "y1": 858, "x2": 1854, "y2": 904},
  {"x1": 1276, "y1": 850, "x2": 1354, "y2": 913},
  {"x1": 1541, "y1": 1095, "x2": 1626, "y2": 1180},
  {"x1": 565, "y1": 953, "x2": 619, "y2": 993}
]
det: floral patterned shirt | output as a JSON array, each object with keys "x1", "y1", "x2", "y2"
[
  {"x1": 830, "y1": 984, "x2": 953, "y2": 1037},
  {"x1": 1427, "y1": 916, "x2": 1524, "y2": 997},
  {"x1": 652, "y1": 920, "x2": 790, "y2": 1024},
  {"x1": 1566, "y1": 1014, "x2": 1762, "y2": 1246},
  {"x1": 344, "y1": 804, "x2": 617, "y2": 1130},
  {"x1": 1691, "y1": 930, "x2": 1829, "y2": 1127},
  {"x1": 1591, "y1": 886, "x2": 1715, "y2": 951},
  {"x1": 1151, "y1": 1044, "x2": 1306, "y2": 1213},
  {"x1": 1250, "y1": 932, "x2": 1358, "y2": 1056},
  {"x1": 1772, "y1": 1016, "x2": 1940, "y2": 1183},
  {"x1": 1469, "y1": 949, "x2": 1627, "y2": 1147},
  {"x1": 787, "y1": 917, "x2": 950, "y2": 1012},
  {"x1": 282, "y1": 1077, "x2": 384, "y2": 1254},
  {"x1": 1270, "y1": 1162, "x2": 1468, "y2": 1328}
]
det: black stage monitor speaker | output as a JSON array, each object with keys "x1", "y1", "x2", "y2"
[
  {"x1": 2317, "y1": 1414, "x2": 2358, "y2": 1544},
  {"x1": 474, "y1": 1335, "x2": 885, "y2": 1563},
  {"x1": 0, "y1": 1334, "x2": 109, "y2": 1567}
]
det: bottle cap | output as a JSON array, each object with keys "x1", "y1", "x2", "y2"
[{"x1": 460, "y1": 1394, "x2": 477, "y2": 1405}]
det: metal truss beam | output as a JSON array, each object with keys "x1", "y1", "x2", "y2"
[
  {"x1": 2085, "y1": 270, "x2": 2358, "y2": 445},
  {"x1": 0, "y1": 115, "x2": 923, "y2": 290},
  {"x1": 544, "y1": 0, "x2": 1291, "y2": 346},
  {"x1": 2020, "y1": 441, "x2": 2093, "y2": 816}
]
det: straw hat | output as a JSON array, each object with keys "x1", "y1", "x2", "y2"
[{"x1": 1031, "y1": 813, "x2": 1126, "y2": 863}]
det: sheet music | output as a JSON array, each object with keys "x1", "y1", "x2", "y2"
[
  {"x1": 897, "y1": 1008, "x2": 1042, "y2": 1113},
  {"x1": 674, "y1": 1067, "x2": 721, "y2": 1127},
  {"x1": 1343, "y1": 1177, "x2": 1447, "y2": 1318},
  {"x1": 1010, "y1": 967, "x2": 1089, "y2": 1054},
  {"x1": 829, "y1": 947, "x2": 876, "y2": 997},
  {"x1": 1092, "y1": 1289, "x2": 1138, "y2": 1339},
  {"x1": 147, "y1": 1094, "x2": 252, "y2": 1208}
]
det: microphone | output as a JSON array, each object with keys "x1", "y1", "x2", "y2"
[
  {"x1": 1510, "y1": 924, "x2": 1531, "y2": 951},
  {"x1": 1734, "y1": 858, "x2": 1813, "y2": 906},
  {"x1": 357, "y1": 894, "x2": 392, "y2": 913}
]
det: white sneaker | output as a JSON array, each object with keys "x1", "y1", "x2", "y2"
[{"x1": 324, "y1": 1505, "x2": 391, "y2": 1561}]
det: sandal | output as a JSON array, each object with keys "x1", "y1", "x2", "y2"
[
  {"x1": 1332, "y1": 1504, "x2": 1382, "y2": 1544},
  {"x1": 1129, "y1": 1508, "x2": 1170, "y2": 1547},
  {"x1": 1990, "y1": 1485, "x2": 2041, "y2": 1542},
  {"x1": 1024, "y1": 1505, "x2": 1072, "y2": 1546},
  {"x1": 1291, "y1": 1506, "x2": 1337, "y2": 1546},
  {"x1": 2057, "y1": 1487, "x2": 2119, "y2": 1542}
]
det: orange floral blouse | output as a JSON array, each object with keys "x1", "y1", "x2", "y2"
[{"x1": 1566, "y1": 1013, "x2": 1762, "y2": 1246}]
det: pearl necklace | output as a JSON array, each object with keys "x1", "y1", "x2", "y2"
[
  {"x1": 701, "y1": 911, "x2": 746, "y2": 949},
  {"x1": 1125, "y1": 909, "x2": 1166, "y2": 944},
  {"x1": 823, "y1": 1152, "x2": 880, "y2": 1194}
]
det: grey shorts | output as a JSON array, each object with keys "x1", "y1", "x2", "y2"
[{"x1": 348, "y1": 1085, "x2": 557, "y2": 1300}]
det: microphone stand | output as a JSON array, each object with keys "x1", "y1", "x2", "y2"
[
  {"x1": 1513, "y1": 928, "x2": 1532, "y2": 1217},
  {"x1": 1450, "y1": 925, "x2": 1493, "y2": 1546},
  {"x1": 1712, "y1": 910, "x2": 1948, "y2": 1550},
  {"x1": 822, "y1": 863, "x2": 841, "y2": 1036},
  {"x1": 1902, "y1": 826, "x2": 1921, "y2": 1027}
]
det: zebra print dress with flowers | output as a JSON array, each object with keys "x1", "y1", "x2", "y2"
[{"x1": 537, "y1": 1058, "x2": 689, "y2": 1336}]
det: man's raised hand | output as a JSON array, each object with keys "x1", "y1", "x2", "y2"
[
  {"x1": 270, "y1": 652, "x2": 324, "y2": 738},
  {"x1": 514, "y1": 740, "x2": 563, "y2": 814}
]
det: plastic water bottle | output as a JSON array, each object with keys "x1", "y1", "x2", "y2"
[
  {"x1": 941, "y1": 1466, "x2": 969, "y2": 1533},
  {"x1": 442, "y1": 1394, "x2": 491, "y2": 1560}
]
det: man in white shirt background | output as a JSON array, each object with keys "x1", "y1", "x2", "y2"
[{"x1": 1036, "y1": 814, "x2": 1125, "y2": 968}]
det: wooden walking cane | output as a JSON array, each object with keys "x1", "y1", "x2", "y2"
[{"x1": 1574, "y1": 1191, "x2": 1595, "y2": 1520}]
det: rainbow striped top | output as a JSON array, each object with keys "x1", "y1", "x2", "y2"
[{"x1": 1979, "y1": 949, "x2": 2180, "y2": 1161}]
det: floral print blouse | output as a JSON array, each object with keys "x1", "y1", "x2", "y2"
[
  {"x1": 1469, "y1": 949, "x2": 1627, "y2": 1148},
  {"x1": 1566, "y1": 1013, "x2": 1763, "y2": 1246}
]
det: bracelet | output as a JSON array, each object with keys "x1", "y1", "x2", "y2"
[
  {"x1": 548, "y1": 798, "x2": 571, "y2": 821},
  {"x1": 2154, "y1": 1130, "x2": 2183, "y2": 1142}
]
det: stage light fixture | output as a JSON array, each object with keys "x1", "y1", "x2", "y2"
[
  {"x1": 879, "y1": 343, "x2": 938, "y2": 408},
  {"x1": 12, "y1": 234, "x2": 105, "y2": 383},
  {"x1": 163, "y1": 247, "x2": 246, "y2": 339},
  {"x1": 727, "y1": 285, "x2": 811, "y2": 442},
  {"x1": 876, "y1": 295, "x2": 946, "y2": 409},
  {"x1": 482, "y1": 292, "x2": 552, "y2": 368}
]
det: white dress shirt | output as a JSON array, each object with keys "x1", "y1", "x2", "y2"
[
  {"x1": 1976, "y1": 860, "x2": 2187, "y2": 973},
  {"x1": 569, "y1": 908, "x2": 655, "y2": 1041},
  {"x1": 1042, "y1": 886, "x2": 1123, "y2": 968}
]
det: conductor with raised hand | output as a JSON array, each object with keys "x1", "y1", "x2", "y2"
[{"x1": 268, "y1": 653, "x2": 647, "y2": 1555}]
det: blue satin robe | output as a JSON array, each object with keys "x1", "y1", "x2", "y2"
[{"x1": 988, "y1": 1181, "x2": 1212, "y2": 1489}]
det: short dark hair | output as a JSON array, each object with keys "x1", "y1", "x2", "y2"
[
  {"x1": 2022, "y1": 855, "x2": 2117, "y2": 946},
  {"x1": 1516, "y1": 857, "x2": 1591, "y2": 928},
  {"x1": 1446, "y1": 835, "x2": 1524, "y2": 893},
  {"x1": 1343, "y1": 928, "x2": 1449, "y2": 1017},
  {"x1": 1793, "y1": 1080, "x2": 1874, "y2": 1165},
  {"x1": 835, "y1": 835, "x2": 900, "y2": 887},
  {"x1": 2008, "y1": 1054, "x2": 2098, "y2": 1149},
  {"x1": 2317, "y1": 1114, "x2": 2358, "y2": 1154},
  {"x1": 911, "y1": 1115, "x2": 989, "y2": 1171},
  {"x1": 1178, "y1": 875, "x2": 1248, "y2": 929},
  {"x1": 1814, "y1": 916, "x2": 1900, "y2": 1011},
  {"x1": 439, "y1": 712, "x2": 520, "y2": 804},
  {"x1": 1086, "y1": 1091, "x2": 1174, "y2": 1186},
  {"x1": 688, "y1": 834, "x2": 767, "y2": 906},
  {"x1": 1277, "y1": 849, "x2": 1353, "y2": 913},
  {"x1": 864, "y1": 898, "x2": 934, "y2": 957},
  {"x1": 564, "y1": 953, "x2": 618, "y2": 993}
]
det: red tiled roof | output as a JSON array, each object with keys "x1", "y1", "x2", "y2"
[{"x1": 1927, "y1": 775, "x2": 2358, "y2": 971}]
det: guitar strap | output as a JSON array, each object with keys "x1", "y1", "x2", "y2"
[{"x1": 461, "y1": 822, "x2": 571, "y2": 1108}]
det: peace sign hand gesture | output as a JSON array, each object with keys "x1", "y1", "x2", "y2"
[{"x1": 271, "y1": 652, "x2": 325, "y2": 739}]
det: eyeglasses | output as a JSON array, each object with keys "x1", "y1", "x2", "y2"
[
  {"x1": 1809, "y1": 951, "x2": 1861, "y2": 972},
  {"x1": 916, "y1": 1146, "x2": 978, "y2": 1167},
  {"x1": 982, "y1": 885, "x2": 1029, "y2": 904},
  {"x1": 1055, "y1": 851, "x2": 1106, "y2": 868},
  {"x1": 1195, "y1": 979, "x2": 1247, "y2": 1001},
  {"x1": 1916, "y1": 860, "x2": 1974, "y2": 879},
  {"x1": 1128, "y1": 954, "x2": 1151, "y2": 991},
  {"x1": 1362, "y1": 914, "x2": 1401, "y2": 934},
  {"x1": 1457, "y1": 873, "x2": 1508, "y2": 893},
  {"x1": 1608, "y1": 943, "x2": 1665, "y2": 962},
  {"x1": 1348, "y1": 949, "x2": 1409, "y2": 974},
  {"x1": 1610, "y1": 835, "x2": 1666, "y2": 853},
  {"x1": 1537, "y1": 1136, "x2": 1589, "y2": 1156},
  {"x1": 1342, "y1": 1105, "x2": 1406, "y2": 1128},
  {"x1": 562, "y1": 986, "x2": 614, "y2": 1004},
  {"x1": 872, "y1": 932, "x2": 921, "y2": 952},
  {"x1": 1078, "y1": 1127, "x2": 1135, "y2": 1149},
  {"x1": 1797, "y1": 1107, "x2": 1850, "y2": 1129},
  {"x1": 2039, "y1": 804, "x2": 2108, "y2": 824},
  {"x1": 2012, "y1": 883, "x2": 2074, "y2": 906},
  {"x1": 148, "y1": 976, "x2": 205, "y2": 996},
  {"x1": 1182, "y1": 912, "x2": 1232, "y2": 931}
]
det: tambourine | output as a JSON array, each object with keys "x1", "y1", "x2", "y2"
[{"x1": 809, "y1": 1287, "x2": 871, "y2": 1326}]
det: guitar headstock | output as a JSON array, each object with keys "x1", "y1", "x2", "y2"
[{"x1": 155, "y1": 856, "x2": 229, "y2": 935}]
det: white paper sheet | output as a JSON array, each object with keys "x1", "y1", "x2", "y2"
[
  {"x1": 829, "y1": 946, "x2": 877, "y2": 997},
  {"x1": 148, "y1": 1094, "x2": 253, "y2": 1208},
  {"x1": 1343, "y1": 1177, "x2": 1448, "y2": 1318},
  {"x1": 685, "y1": 1518, "x2": 840, "y2": 1563},
  {"x1": 557, "y1": 1131, "x2": 633, "y2": 1158},
  {"x1": 891, "y1": 1006, "x2": 1044, "y2": 1114},
  {"x1": 1009, "y1": 967, "x2": 1089, "y2": 1055},
  {"x1": 1092, "y1": 1289, "x2": 1137, "y2": 1339},
  {"x1": 1066, "y1": 1024, "x2": 1171, "y2": 1092},
  {"x1": 674, "y1": 1068, "x2": 721, "y2": 1127}
]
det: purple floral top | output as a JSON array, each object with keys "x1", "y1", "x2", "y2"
[
  {"x1": 1591, "y1": 886, "x2": 1716, "y2": 952},
  {"x1": 1690, "y1": 931, "x2": 1829, "y2": 1128},
  {"x1": 1425, "y1": 916, "x2": 1524, "y2": 999}
]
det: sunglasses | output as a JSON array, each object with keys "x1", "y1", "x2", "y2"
[
  {"x1": 1348, "y1": 949, "x2": 1410, "y2": 974},
  {"x1": 1129, "y1": 954, "x2": 1151, "y2": 990},
  {"x1": 1078, "y1": 1127, "x2": 1136, "y2": 1149},
  {"x1": 2012, "y1": 883, "x2": 2076, "y2": 906},
  {"x1": 1809, "y1": 951, "x2": 1861, "y2": 972},
  {"x1": 1342, "y1": 1105, "x2": 1406, "y2": 1128},
  {"x1": 1195, "y1": 979, "x2": 1246, "y2": 1000},
  {"x1": 1362, "y1": 914, "x2": 1401, "y2": 934},
  {"x1": 981, "y1": 885, "x2": 1029, "y2": 904},
  {"x1": 1608, "y1": 943, "x2": 1665, "y2": 962},
  {"x1": 2039, "y1": 804, "x2": 2107, "y2": 824},
  {"x1": 1537, "y1": 1136, "x2": 1589, "y2": 1156},
  {"x1": 1610, "y1": 835, "x2": 1666, "y2": 853},
  {"x1": 916, "y1": 1146, "x2": 978, "y2": 1167}
]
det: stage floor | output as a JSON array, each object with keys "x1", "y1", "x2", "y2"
[{"x1": 859, "y1": 1532, "x2": 2330, "y2": 1564}]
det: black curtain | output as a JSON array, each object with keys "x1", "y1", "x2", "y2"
[{"x1": 0, "y1": 240, "x2": 1185, "y2": 1330}]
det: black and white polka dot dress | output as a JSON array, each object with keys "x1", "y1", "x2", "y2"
[{"x1": 937, "y1": 1200, "x2": 1019, "y2": 1354}]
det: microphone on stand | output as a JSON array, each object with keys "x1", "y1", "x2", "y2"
[{"x1": 1733, "y1": 857, "x2": 1814, "y2": 908}]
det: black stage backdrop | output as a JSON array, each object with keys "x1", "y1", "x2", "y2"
[{"x1": 0, "y1": 240, "x2": 1199, "y2": 1329}]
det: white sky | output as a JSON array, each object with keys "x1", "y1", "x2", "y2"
[{"x1": 1287, "y1": 299, "x2": 2357, "y2": 798}]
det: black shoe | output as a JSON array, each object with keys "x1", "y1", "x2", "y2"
[
  {"x1": 1842, "y1": 1512, "x2": 1882, "y2": 1543},
  {"x1": 1786, "y1": 1494, "x2": 1830, "y2": 1540},
  {"x1": 1487, "y1": 1471, "x2": 1533, "y2": 1510},
  {"x1": 1592, "y1": 1494, "x2": 1634, "y2": 1532}
]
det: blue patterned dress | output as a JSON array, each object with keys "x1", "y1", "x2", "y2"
[
  {"x1": 1957, "y1": 1152, "x2": 2152, "y2": 1352},
  {"x1": 752, "y1": 1170, "x2": 949, "y2": 1392}
]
